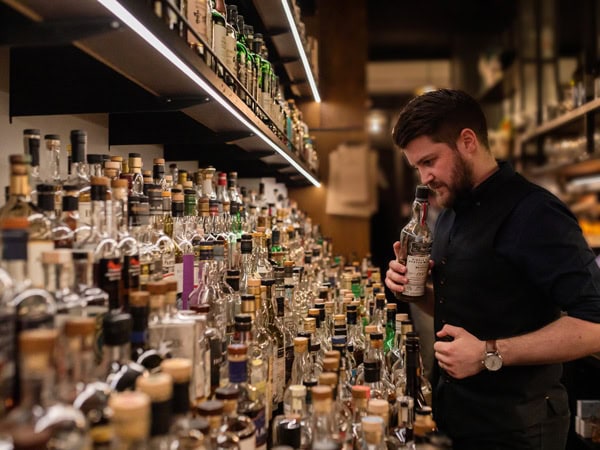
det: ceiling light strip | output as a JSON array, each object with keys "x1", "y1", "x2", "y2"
[
  {"x1": 97, "y1": 0, "x2": 321, "y2": 187},
  {"x1": 280, "y1": 0, "x2": 321, "y2": 103}
]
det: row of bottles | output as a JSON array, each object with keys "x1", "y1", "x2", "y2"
[
  {"x1": 0, "y1": 127, "x2": 450, "y2": 448},
  {"x1": 153, "y1": 0, "x2": 319, "y2": 173}
]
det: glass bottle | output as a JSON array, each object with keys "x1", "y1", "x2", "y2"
[
  {"x1": 66, "y1": 131, "x2": 92, "y2": 227},
  {"x1": 128, "y1": 153, "x2": 144, "y2": 198},
  {"x1": 113, "y1": 178, "x2": 140, "y2": 311},
  {"x1": 349, "y1": 385, "x2": 370, "y2": 450},
  {"x1": 108, "y1": 390, "x2": 151, "y2": 450},
  {"x1": 135, "y1": 372, "x2": 173, "y2": 448},
  {"x1": 23, "y1": 129, "x2": 41, "y2": 204},
  {"x1": 290, "y1": 337, "x2": 310, "y2": 387},
  {"x1": 196, "y1": 400, "x2": 241, "y2": 450},
  {"x1": 384, "y1": 303, "x2": 397, "y2": 355},
  {"x1": 0, "y1": 329, "x2": 89, "y2": 450},
  {"x1": 405, "y1": 332, "x2": 427, "y2": 414},
  {"x1": 272, "y1": 384, "x2": 311, "y2": 450},
  {"x1": 44, "y1": 134, "x2": 63, "y2": 213},
  {"x1": 0, "y1": 155, "x2": 54, "y2": 289},
  {"x1": 360, "y1": 416, "x2": 387, "y2": 450},
  {"x1": 76, "y1": 176, "x2": 122, "y2": 310},
  {"x1": 171, "y1": 189, "x2": 194, "y2": 308},
  {"x1": 396, "y1": 186, "x2": 432, "y2": 302},
  {"x1": 56, "y1": 184, "x2": 79, "y2": 248},
  {"x1": 276, "y1": 296, "x2": 295, "y2": 389},
  {"x1": 130, "y1": 291, "x2": 150, "y2": 362},
  {"x1": 310, "y1": 385, "x2": 339, "y2": 447}
]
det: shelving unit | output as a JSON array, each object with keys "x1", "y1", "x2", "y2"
[
  {"x1": 251, "y1": 0, "x2": 319, "y2": 101},
  {"x1": 1, "y1": 0, "x2": 320, "y2": 187}
]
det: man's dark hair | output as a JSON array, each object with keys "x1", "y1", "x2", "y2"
[{"x1": 392, "y1": 89, "x2": 490, "y2": 150}]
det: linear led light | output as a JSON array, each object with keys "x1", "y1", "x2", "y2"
[
  {"x1": 280, "y1": 0, "x2": 321, "y2": 103},
  {"x1": 97, "y1": 0, "x2": 321, "y2": 188}
]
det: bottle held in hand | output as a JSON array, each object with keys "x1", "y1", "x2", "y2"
[{"x1": 396, "y1": 185, "x2": 432, "y2": 302}]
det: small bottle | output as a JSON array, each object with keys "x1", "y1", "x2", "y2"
[{"x1": 396, "y1": 186, "x2": 432, "y2": 302}]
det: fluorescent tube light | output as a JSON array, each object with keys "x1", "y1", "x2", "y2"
[
  {"x1": 97, "y1": 0, "x2": 321, "y2": 187},
  {"x1": 280, "y1": 0, "x2": 321, "y2": 103}
]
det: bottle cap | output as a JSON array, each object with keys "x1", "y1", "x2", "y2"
[
  {"x1": 228, "y1": 344, "x2": 248, "y2": 356},
  {"x1": 129, "y1": 291, "x2": 150, "y2": 307},
  {"x1": 322, "y1": 358, "x2": 339, "y2": 372},
  {"x1": 136, "y1": 372, "x2": 173, "y2": 402},
  {"x1": 361, "y1": 415, "x2": 384, "y2": 433},
  {"x1": 215, "y1": 386, "x2": 240, "y2": 400},
  {"x1": 64, "y1": 317, "x2": 96, "y2": 337},
  {"x1": 415, "y1": 185, "x2": 430, "y2": 201},
  {"x1": 288, "y1": 384, "x2": 307, "y2": 398},
  {"x1": 318, "y1": 372, "x2": 338, "y2": 387},
  {"x1": 147, "y1": 281, "x2": 168, "y2": 295},
  {"x1": 160, "y1": 358, "x2": 192, "y2": 383},
  {"x1": 293, "y1": 337, "x2": 308, "y2": 352},
  {"x1": 103, "y1": 312, "x2": 132, "y2": 346},
  {"x1": 351, "y1": 385, "x2": 371, "y2": 399},
  {"x1": 311, "y1": 385, "x2": 332, "y2": 401},
  {"x1": 364, "y1": 325, "x2": 378, "y2": 334},
  {"x1": 41, "y1": 249, "x2": 72, "y2": 265},
  {"x1": 196, "y1": 400, "x2": 224, "y2": 417},
  {"x1": 19, "y1": 328, "x2": 58, "y2": 353},
  {"x1": 367, "y1": 398, "x2": 389, "y2": 416}
]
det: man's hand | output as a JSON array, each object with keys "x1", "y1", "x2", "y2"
[
  {"x1": 385, "y1": 242, "x2": 408, "y2": 295},
  {"x1": 434, "y1": 324, "x2": 486, "y2": 379}
]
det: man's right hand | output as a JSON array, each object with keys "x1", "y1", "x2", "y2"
[{"x1": 385, "y1": 241, "x2": 407, "y2": 295}]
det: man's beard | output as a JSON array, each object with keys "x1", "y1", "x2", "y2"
[{"x1": 430, "y1": 152, "x2": 474, "y2": 208}]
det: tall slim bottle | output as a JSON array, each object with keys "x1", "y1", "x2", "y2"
[{"x1": 396, "y1": 186, "x2": 432, "y2": 302}]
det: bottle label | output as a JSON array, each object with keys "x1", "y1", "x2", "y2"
[
  {"x1": 28, "y1": 239, "x2": 54, "y2": 288},
  {"x1": 95, "y1": 257, "x2": 122, "y2": 309},
  {"x1": 213, "y1": 23, "x2": 227, "y2": 70},
  {"x1": 239, "y1": 435, "x2": 255, "y2": 450},
  {"x1": 78, "y1": 201, "x2": 92, "y2": 225},
  {"x1": 0, "y1": 312, "x2": 14, "y2": 414},
  {"x1": 252, "y1": 406, "x2": 267, "y2": 450},
  {"x1": 274, "y1": 348, "x2": 285, "y2": 403},
  {"x1": 229, "y1": 359, "x2": 248, "y2": 384},
  {"x1": 174, "y1": 262, "x2": 184, "y2": 294},
  {"x1": 404, "y1": 254, "x2": 430, "y2": 297},
  {"x1": 209, "y1": 335, "x2": 223, "y2": 390},
  {"x1": 123, "y1": 254, "x2": 140, "y2": 289}
]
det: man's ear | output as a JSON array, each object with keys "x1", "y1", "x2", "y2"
[{"x1": 457, "y1": 128, "x2": 478, "y2": 155}]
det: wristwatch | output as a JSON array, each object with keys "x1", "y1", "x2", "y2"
[{"x1": 483, "y1": 340, "x2": 503, "y2": 371}]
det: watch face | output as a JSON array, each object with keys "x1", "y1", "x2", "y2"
[{"x1": 484, "y1": 353, "x2": 503, "y2": 371}]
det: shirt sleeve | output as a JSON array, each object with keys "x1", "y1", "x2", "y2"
[{"x1": 498, "y1": 189, "x2": 600, "y2": 323}]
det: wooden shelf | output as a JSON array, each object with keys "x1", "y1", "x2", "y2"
[
  {"x1": 520, "y1": 98, "x2": 600, "y2": 143},
  {"x1": 1, "y1": 0, "x2": 319, "y2": 186},
  {"x1": 251, "y1": 0, "x2": 318, "y2": 99}
]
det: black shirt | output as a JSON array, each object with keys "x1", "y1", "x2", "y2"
[{"x1": 430, "y1": 161, "x2": 600, "y2": 438}]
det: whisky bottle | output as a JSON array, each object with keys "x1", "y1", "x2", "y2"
[
  {"x1": 44, "y1": 133, "x2": 63, "y2": 213},
  {"x1": 108, "y1": 390, "x2": 151, "y2": 449},
  {"x1": 396, "y1": 186, "x2": 432, "y2": 302},
  {"x1": 135, "y1": 372, "x2": 174, "y2": 447}
]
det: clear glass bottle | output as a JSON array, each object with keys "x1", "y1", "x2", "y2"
[
  {"x1": 197, "y1": 400, "x2": 241, "y2": 450},
  {"x1": 290, "y1": 337, "x2": 310, "y2": 386},
  {"x1": 128, "y1": 153, "x2": 144, "y2": 198},
  {"x1": 76, "y1": 176, "x2": 122, "y2": 310},
  {"x1": 310, "y1": 385, "x2": 339, "y2": 447},
  {"x1": 56, "y1": 184, "x2": 79, "y2": 249},
  {"x1": 0, "y1": 329, "x2": 90, "y2": 450},
  {"x1": 396, "y1": 186, "x2": 432, "y2": 302},
  {"x1": 272, "y1": 384, "x2": 311, "y2": 450},
  {"x1": 67, "y1": 131, "x2": 92, "y2": 227},
  {"x1": 113, "y1": 178, "x2": 140, "y2": 311},
  {"x1": 360, "y1": 416, "x2": 387, "y2": 450},
  {"x1": 136, "y1": 372, "x2": 173, "y2": 448},
  {"x1": 44, "y1": 133, "x2": 63, "y2": 213},
  {"x1": 0, "y1": 155, "x2": 54, "y2": 288}
]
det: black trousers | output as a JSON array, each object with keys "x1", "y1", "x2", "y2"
[{"x1": 449, "y1": 412, "x2": 570, "y2": 450}]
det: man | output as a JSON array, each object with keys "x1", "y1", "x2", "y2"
[{"x1": 385, "y1": 88, "x2": 600, "y2": 449}]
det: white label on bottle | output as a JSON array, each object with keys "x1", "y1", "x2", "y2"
[
  {"x1": 239, "y1": 435, "x2": 255, "y2": 450},
  {"x1": 174, "y1": 262, "x2": 184, "y2": 294},
  {"x1": 404, "y1": 254, "x2": 430, "y2": 296},
  {"x1": 225, "y1": 35, "x2": 236, "y2": 73},
  {"x1": 78, "y1": 201, "x2": 92, "y2": 226},
  {"x1": 28, "y1": 239, "x2": 54, "y2": 288},
  {"x1": 213, "y1": 24, "x2": 227, "y2": 66}
]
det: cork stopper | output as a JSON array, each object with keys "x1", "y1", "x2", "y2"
[
  {"x1": 311, "y1": 385, "x2": 333, "y2": 401},
  {"x1": 109, "y1": 391, "x2": 150, "y2": 441},
  {"x1": 215, "y1": 386, "x2": 240, "y2": 400},
  {"x1": 172, "y1": 192, "x2": 184, "y2": 202},
  {"x1": 64, "y1": 317, "x2": 96, "y2": 337},
  {"x1": 129, "y1": 291, "x2": 150, "y2": 307},
  {"x1": 352, "y1": 385, "x2": 371, "y2": 399},
  {"x1": 196, "y1": 400, "x2": 224, "y2": 417},
  {"x1": 375, "y1": 293, "x2": 386, "y2": 300},
  {"x1": 20, "y1": 328, "x2": 58, "y2": 354},
  {"x1": 303, "y1": 317, "x2": 316, "y2": 333},
  {"x1": 111, "y1": 179, "x2": 129, "y2": 189},
  {"x1": 322, "y1": 358, "x2": 339, "y2": 372},
  {"x1": 364, "y1": 325, "x2": 378, "y2": 335},
  {"x1": 136, "y1": 372, "x2": 173, "y2": 402},
  {"x1": 111, "y1": 156, "x2": 123, "y2": 163},
  {"x1": 288, "y1": 385, "x2": 307, "y2": 398},
  {"x1": 90, "y1": 176, "x2": 109, "y2": 186},
  {"x1": 160, "y1": 358, "x2": 192, "y2": 384},
  {"x1": 324, "y1": 350, "x2": 341, "y2": 361},
  {"x1": 153, "y1": 158, "x2": 165, "y2": 165},
  {"x1": 247, "y1": 278, "x2": 261, "y2": 288},
  {"x1": 324, "y1": 301, "x2": 334, "y2": 314},
  {"x1": 367, "y1": 398, "x2": 389, "y2": 416},
  {"x1": 293, "y1": 337, "x2": 308, "y2": 353},
  {"x1": 386, "y1": 303, "x2": 397, "y2": 311},
  {"x1": 161, "y1": 190, "x2": 171, "y2": 198},
  {"x1": 104, "y1": 161, "x2": 121, "y2": 170},
  {"x1": 41, "y1": 249, "x2": 72, "y2": 265},
  {"x1": 318, "y1": 372, "x2": 338, "y2": 387},
  {"x1": 308, "y1": 308, "x2": 320, "y2": 317},
  {"x1": 147, "y1": 281, "x2": 168, "y2": 295},
  {"x1": 333, "y1": 314, "x2": 346, "y2": 326}
]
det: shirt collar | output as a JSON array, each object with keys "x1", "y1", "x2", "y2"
[{"x1": 453, "y1": 160, "x2": 514, "y2": 212}]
